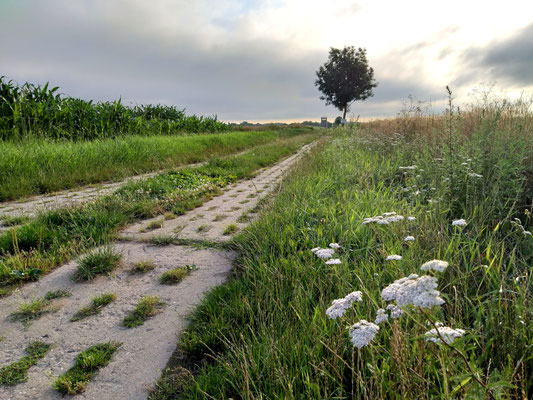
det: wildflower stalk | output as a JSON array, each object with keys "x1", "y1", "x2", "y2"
[{"x1": 418, "y1": 307, "x2": 495, "y2": 399}]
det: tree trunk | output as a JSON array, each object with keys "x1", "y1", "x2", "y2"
[{"x1": 342, "y1": 106, "x2": 347, "y2": 126}]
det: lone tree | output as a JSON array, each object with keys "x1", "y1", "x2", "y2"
[{"x1": 315, "y1": 46, "x2": 377, "y2": 121}]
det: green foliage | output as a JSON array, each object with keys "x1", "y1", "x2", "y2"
[
  {"x1": 0, "y1": 77, "x2": 230, "y2": 141},
  {"x1": 157, "y1": 123, "x2": 531, "y2": 398},
  {"x1": 74, "y1": 247, "x2": 122, "y2": 281},
  {"x1": 71, "y1": 292, "x2": 116, "y2": 322},
  {"x1": 122, "y1": 296, "x2": 165, "y2": 328},
  {"x1": 315, "y1": 46, "x2": 377, "y2": 118},
  {"x1": 159, "y1": 265, "x2": 196, "y2": 285},
  {"x1": 44, "y1": 289, "x2": 72, "y2": 300},
  {"x1": 0, "y1": 341, "x2": 51, "y2": 385},
  {"x1": 130, "y1": 260, "x2": 157, "y2": 274},
  {"x1": 223, "y1": 224, "x2": 238, "y2": 235},
  {"x1": 53, "y1": 342, "x2": 121, "y2": 395},
  {"x1": 9, "y1": 297, "x2": 52, "y2": 325}
]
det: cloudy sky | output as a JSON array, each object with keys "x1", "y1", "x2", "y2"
[{"x1": 1, "y1": 0, "x2": 533, "y2": 122}]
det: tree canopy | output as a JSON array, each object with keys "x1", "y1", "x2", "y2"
[{"x1": 315, "y1": 46, "x2": 377, "y2": 120}]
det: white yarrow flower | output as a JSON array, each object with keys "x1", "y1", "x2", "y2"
[
  {"x1": 425, "y1": 326, "x2": 465, "y2": 344},
  {"x1": 349, "y1": 320, "x2": 380, "y2": 348},
  {"x1": 452, "y1": 219, "x2": 467, "y2": 226},
  {"x1": 311, "y1": 247, "x2": 321, "y2": 253},
  {"x1": 329, "y1": 243, "x2": 341, "y2": 249},
  {"x1": 375, "y1": 308, "x2": 389, "y2": 324},
  {"x1": 381, "y1": 275, "x2": 445, "y2": 308},
  {"x1": 404, "y1": 236, "x2": 415, "y2": 242},
  {"x1": 421, "y1": 259, "x2": 448, "y2": 272},
  {"x1": 408, "y1": 216, "x2": 416, "y2": 221},
  {"x1": 386, "y1": 254, "x2": 402, "y2": 261},
  {"x1": 325, "y1": 258, "x2": 342, "y2": 265},
  {"x1": 386, "y1": 304, "x2": 404, "y2": 318},
  {"x1": 468, "y1": 172, "x2": 483, "y2": 178},
  {"x1": 315, "y1": 248, "x2": 335, "y2": 259},
  {"x1": 326, "y1": 291, "x2": 363, "y2": 319}
]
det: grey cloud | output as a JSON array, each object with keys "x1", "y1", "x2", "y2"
[{"x1": 461, "y1": 22, "x2": 533, "y2": 86}]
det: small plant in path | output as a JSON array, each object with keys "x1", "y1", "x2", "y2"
[
  {"x1": 74, "y1": 247, "x2": 122, "y2": 281},
  {"x1": 44, "y1": 289, "x2": 72, "y2": 300},
  {"x1": 122, "y1": 296, "x2": 165, "y2": 328},
  {"x1": 0, "y1": 341, "x2": 51, "y2": 385},
  {"x1": 10, "y1": 297, "x2": 53, "y2": 326},
  {"x1": 159, "y1": 265, "x2": 196, "y2": 285},
  {"x1": 140, "y1": 219, "x2": 164, "y2": 233},
  {"x1": 71, "y1": 293, "x2": 117, "y2": 322},
  {"x1": 197, "y1": 224, "x2": 210, "y2": 233},
  {"x1": 223, "y1": 224, "x2": 238, "y2": 235},
  {"x1": 148, "y1": 235, "x2": 176, "y2": 246},
  {"x1": 53, "y1": 342, "x2": 121, "y2": 395},
  {"x1": 130, "y1": 260, "x2": 157, "y2": 274}
]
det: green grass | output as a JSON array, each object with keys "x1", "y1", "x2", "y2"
[
  {"x1": 0, "y1": 128, "x2": 312, "y2": 201},
  {"x1": 53, "y1": 342, "x2": 121, "y2": 395},
  {"x1": 0, "y1": 341, "x2": 51, "y2": 385},
  {"x1": 151, "y1": 118, "x2": 532, "y2": 398},
  {"x1": 1, "y1": 215, "x2": 30, "y2": 227},
  {"x1": 196, "y1": 224, "x2": 210, "y2": 233},
  {"x1": 43, "y1": 289, "x2": 72, "y2": 300},
  {"x1": 140, "y1": 219, "x2": 164, "y2": 232},
  {"x1": 130, "y1": 260, "x2": 157, "y2": 274},
  {"x1": 0, "y1": 132, "x2": 317, "y2": 290},
  {"x1": 223, "y1": 224, "x2": 238, "y2": 235},
  {"x1": 10, "y1": 297, "x2": 53, "y2": 325},
  {"x1": 122, "y1": 296, "x2": 165, "y2": 328},
  {"x1": 147, "y1": 235, "x2": 177, "y2": 246},
  {"x1": 71, "y1": 293, "x2": 116, "y2": 322},
  {"x1": 74, "y1": 247, "x2": 122, "y2": 281},
  {"x1": 159, "y1": 265, "x2": 196, "y2": 285}
]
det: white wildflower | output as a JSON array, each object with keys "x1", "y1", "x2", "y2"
[
  {"x1": 377, "y1": 219, "x2": 390, "y2": 225},
  {"x1": 425, "y1": 326, "x2": 465, "y2": 344},
  {"x1": 315, "y1": 248, "x2": 335, "y2": 259},
  {"x1": 386, "y1": 304, "x2": 404, "y2": 318},
  {"x1": 404, "y1": 236, "x2": 415, "y2": 242},
  {"x1": 524, "y1": 230, "x2": 531, "y2": 236},
  {"x1": 381, "y1": 274, "x2": 444, "y2": 308},
  {"x1": 383, "y1": 212, "x2": 397, "y2": 216},
  {"x1": 414, "y1": 190, "x2": 421, "y2": 195},
  {"x1": 468, "y1": 172, "x2": 483, "y2": 178},
  {"x1": 386, "y1": 255, "x2": 402, "y2": 261},
  {"x1": 399, "y1": 165, "x2": 418, "y2": 170},
  {"x1": 452, "y1": 219, "x2": 467, "y2": 226},
  {"x1": 461, "y1": 162, "x2": 468, "y2": 166},
  {"x1": 402, "y1": 187, "x2": 411, "y2": 192},
  {"x1": 421, "y1": 259, "x2": 449, "y2": 272},
  {"x1": 329, "y1": 243, "x2": 341, "y2": 249},
  {"x1": 375, "y1": 308, "x2": 389, "y2": 324},
  {"x1": 349, "y1": 320, "x2": 380, "y2": 348},
  {"x1": 325, "y1": 258, "x2": 342, "y2": 265},
  {"x1": 311, "y1": 247, "x2": 321, "y2": 253},
  {"x1": 408, "y1": 216, "x2": 416, "y2": 221},
  {"x1": 326, "y1": 291, "x2": 363, "y2": 319}
]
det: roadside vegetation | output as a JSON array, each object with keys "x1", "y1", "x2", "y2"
[
  {"x1": 0, "y1": 128, "x2": 311, "y2": 201},
  {"x1": 151, "y1": 95, "x2": 532, "y2": 399},
  {"x1": 122, "y1": 296, "x2": 165, "y2": 328},
  {"x1": 0, "y1": 132, "x2": 316, "y2": 292},
  {"x1": 71, "y1": 292, "x2": 116, "y2": 322}
]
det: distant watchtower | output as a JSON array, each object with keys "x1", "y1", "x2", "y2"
[{"x1": 320, "y1": 117, "x2": 328, "y2": 128}]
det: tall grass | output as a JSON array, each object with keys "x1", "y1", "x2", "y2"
[
  {"x1": 151, "y1": 100, "x2": 532, "y2": 398},
  {"x1": 0, "y1": 77, "x2": 230, "y2": 141},
  {"x1": 0, "y1": 128, "x2": 311, "y2": 200}
]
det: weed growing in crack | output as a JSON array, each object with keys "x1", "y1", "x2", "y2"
[
  {"x1": 159, "y1": 265, "x2": 196, "y2": 285},
  {"x1": 223, "y1": 224, "x2": 238, "y2": 235},
  {"x1": 0, "y1": 341, "x2": 51, "y2": 385},
  {"x1": 122, "y1": 296, "x2": 165, "y2": 328},
  {"x1": 74, "y1": 247, "x2": 122, "y2": 281},
  {"x1": 71, "y1": 293, "x2": 116, "y2": 322},
  {"x1": 130, "y1": 260, "x2": 157, "y2": 274},
  {"x1": 53, "y1": 342, "x2": 121, "y2": 395}
]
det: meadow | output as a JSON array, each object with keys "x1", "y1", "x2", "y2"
[
  {"x1": 0, "y1": 128, "x2": 310, "y2": 201},
  {"x1": 150, "y1": 96, "x2": 532, "y2": 399}
]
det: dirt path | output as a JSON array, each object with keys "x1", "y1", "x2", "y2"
[{"x1": 0, "y1": 142, "x2": 314, "y2": 400}]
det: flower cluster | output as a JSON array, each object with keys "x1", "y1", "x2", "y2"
[
  {"x1": 382, "y1": 274, "x2": 444, "y2": 308},
  {"x1": 420, "y1": 259, "x2": 448, "y2": 272},
  {"x1": 349, "y1": 320, "x2": 380, "y2": 348},
  {"x1": 363, "y1": 212, "x2": 405, "y2": 225},
  {"x1": 326, "y1": 291, "x2": 363, "y2": 319},
  {"x1": 312, "y1": 243, "x2": 342, "y2": 263},
  {"x1": 425, "y1": 326, "x2": 465, "y2": 344}
]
